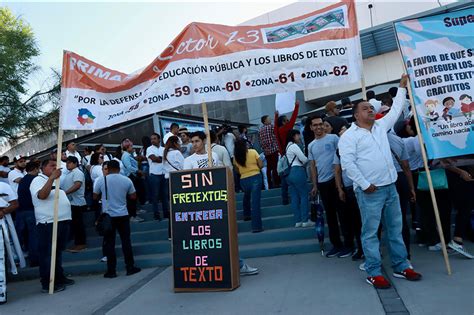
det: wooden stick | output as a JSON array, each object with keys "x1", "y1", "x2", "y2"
[
  {"x1": 49, "y1": 128, "x2": 64, "y2": 294},
  {"x1": 201, "y1": 102, "x2": 213, "y2": 167},
  {"x1": 405, "y1": 78, "x2": 452, "y2": 275},
  {"x1": 394, "y1": 30, "x2": 452, "y2": 275}
]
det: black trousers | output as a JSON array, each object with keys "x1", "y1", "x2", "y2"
[
  {"x1": 71, "y1": 205, "x2": 87, "y2": 245},
  {"x1": 395, "y1": 172, "x2": 411, "y2": 258},
  {"x1": 127, "y1": 174, "x2": 141, "y2": 217},
  {"x1": 319, "y1": 179, "x2": 351, "y2": 248},
  {"x1": 103, "y1": 215, "x2": 135, "y2": 273},
  {"x1": 343, "y1": 187, "x2": 362, "y2": 252},
  {"x1": 419, "y1": 188, "x2": 452, "y2": 246},
  {"x1": 447, "y1": 168, "x2": 474, "y2": 240},
  {"x1": 37, "y1": 220, "x2": 70, "y2": 288}
]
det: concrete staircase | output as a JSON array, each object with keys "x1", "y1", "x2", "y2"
[{"x1": 16, "y1": 188, "x2": 322, "y2": 279}]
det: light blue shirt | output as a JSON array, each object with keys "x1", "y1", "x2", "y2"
[
  {"x1": 333, "y1": 153, "x2": 353, "y2": 188},
  {"x1": 121, "y1": 151, "x2": 138, "y2": 177},
  {"x1": 93, "y1": 174, "x2": 135, "y2": 217},
  {"x1": 308, "y1": 134, "x2": 339, "y2": 183},
  {"x1": 387, "y1": 131, "x2": 409, "y2": 173}
]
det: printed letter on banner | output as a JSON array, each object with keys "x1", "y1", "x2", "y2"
[
  {"x1": 60, "y1": 1, "x2": 362, "y2": 130},
  {"x1": 395, "y1": 7, "x2": 474, "y2": 159}
]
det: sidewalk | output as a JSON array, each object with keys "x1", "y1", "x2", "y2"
[{"x1": 4, "y1": 243, "x2": 474, "y2": 314}]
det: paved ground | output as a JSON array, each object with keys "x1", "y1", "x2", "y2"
[{"x1": 4, "y1": 243, "x2": 474, "y2": 315}]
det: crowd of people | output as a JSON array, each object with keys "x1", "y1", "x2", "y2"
[{"x1": 0, "y1": 75, "x2": 473, "y2": 298}]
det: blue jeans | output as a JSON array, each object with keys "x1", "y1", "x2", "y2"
[
  {"x1": 150, "y1": 174, "x2": 169, "y2": 217},
  {"x1": 286, "y1": 166, "x2": 309, "y2": 223},
  {"x1": 355, "y1": 184, "x2": 409, "y2": 276},
  {"x1": 15, "y1": 211, "x2": 39, "y2": 265},
  {"x1": 240, "y1": 174, "x2": 263, "y2": 231},
  {"x1": 280, "y1": 174, "x2": 289, "y2": 204}
]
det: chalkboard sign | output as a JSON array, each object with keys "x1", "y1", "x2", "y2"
[{"x1": 170, "y1": 167, "x2": 240, "y2": 292}]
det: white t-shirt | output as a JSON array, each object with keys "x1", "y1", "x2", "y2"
[
  {"x1": 8, "y1": 168, "x2": 26, "y2": 192},
  {"x1": 66, "y1": 150, "x2": 82, "y2": 162},
  {"x1": 164, "y1": 132, "x2": 182, "y2": 146},
  {"x1": 163, "y1": 149, "x2": 185, "y2": 179},
  {"x1": 183, "y1": 152, "x2": 221, "y2": 170},
  {"x1": 223, "y1": 133, "x2": 236, "y2": 158},
  {"x1": 30, "y1": 174, "x2": 71, "y2": 224},
  {"x1": 90, "y1": 165, "x2": 103, "y2": 184},
  {"x1": 0, "y1": 182, "x2": 17, "y2": 207},
  {"x1": 0, "y1": 165, "x2": 11, "y2": 184},
  {"x1": 211, "y1": 144, "x2": 233, "y2": 169},
  {"x1": 147, "y1": 145, "x2": 164, "y2": 175}
]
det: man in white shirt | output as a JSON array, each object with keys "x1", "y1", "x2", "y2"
[
  {"x1": 210, "y1": 130, "x2": 232, "y2": 169},
  {"x1": 65, "y1": 141, "x2": 82, "y2": 164},
  {"x1": 339, "y1": 75, "x2": 421, "y2": 289},
  {"x1": 0, "y1": 156, "x2": 10, "y2": 184},
  {"x1": 8, "y1": 155, "x2": 26, "y2": 193},
  {"x1": 62, "y1": 156, "x2": 87, "y2": 253},
  {"x1": 30, "y1": 159, "x2": 73, "y2": 293},
  {"x1": 163, "y1": 123, "x2": 182, "y2": 146},
  {"x1": 183, "y1": 131, "x2": 221, "y2": 169},
  {"x1": 147, "y1": 133, "x2": 167, "y2": 220}
]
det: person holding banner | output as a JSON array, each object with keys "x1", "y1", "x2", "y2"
[
  {"x1": 31, "y1": 159, "x2": 74, "y2": 293},
  {"x1": 339, "y1": 75, "x2": 422, "y2": 289},
  {"x1": 183, "y1": 132, "x2": 221, "y2": 169}
]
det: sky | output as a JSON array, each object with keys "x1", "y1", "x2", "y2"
[{"x1": 4, "y1": 1, "x2": 292, "y2": 95}]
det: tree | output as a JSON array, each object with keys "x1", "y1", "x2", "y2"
[{"x1": 0, "y1": 7, "x2": 59, "y2": 143}]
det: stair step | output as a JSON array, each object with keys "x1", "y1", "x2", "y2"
[{"x1": 16, "y1": 238, "x2": 321, "y2": 280}]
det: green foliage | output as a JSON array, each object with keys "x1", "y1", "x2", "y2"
[{"x1": 0, "y1": 7, "x2": 59, "y2": 143}]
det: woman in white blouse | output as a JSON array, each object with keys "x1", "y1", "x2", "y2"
[
  {"x1": 284, "y1": 130, "x2": 312, "y2": 227},
  {"x1": 163, "y1": 136, "x2": 184, "y2": 239}
]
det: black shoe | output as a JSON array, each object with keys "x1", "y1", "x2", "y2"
[
  {"x1": 338, "y1": 247, "x2": 355, "y2": 258},
  {"x1": 282, "y1": 201, "x2": 290, "y2": 206},
  {"x1": 126, "y1": 267, "x2": 141, "y2": 276},
  {"x1": 58, "y1": 277, "x2": 75, "y2": 286},
  {"x1": 352, "y1": 250, "x2": 364, "y2": 261},
  {"x1": 243, "y1": 216, "x2": 251, "y2": 221},
  {"x1": 42, "y1": 284, "x2": 65, "y2": 293},
  {"x1": 154, "y1": 214, "x2": 162, "y2": 221},
  {"x1": 104, "y1": 272, "x2": 117, "y2": 278},
  {"x1": 326, "y1": 247, "x2": 342, "y2": 258},
  {"x1": 252, "y1": 229, "x2": 264, "y2": 233}
]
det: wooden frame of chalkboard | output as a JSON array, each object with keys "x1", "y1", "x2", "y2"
[{"x1": 170, "y1": 166, "x2": 240, "y2": 292}]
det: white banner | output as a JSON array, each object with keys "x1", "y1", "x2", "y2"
[{"x1": 60, "y1": 1, "x2": 362, "y2": 130}]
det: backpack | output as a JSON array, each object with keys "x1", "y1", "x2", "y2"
[{"x1": 277, "y1": 144, "x2": 297, "y2": 177}]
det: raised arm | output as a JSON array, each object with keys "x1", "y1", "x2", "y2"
[{"x1": 380, "y1": 75, "x2": 408, "y2": 131}]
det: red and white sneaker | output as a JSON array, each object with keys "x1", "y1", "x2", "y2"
[
  {"x1": 366, "y1": 275, "x2": 391, "y2": 289},
  {"x1": 393, "y1": 268, "x2": 422, "y2": 281}
]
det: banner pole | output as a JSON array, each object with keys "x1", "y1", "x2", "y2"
[
  {"x1": 49, "y1": 128, "x2": 64, "y2": 293},
  {"x1": 394, "y1": 28, "x2": 451, "y2": 275},
  {"x1": 201, "y1": 102, "x2": 213, "y2": 167}
]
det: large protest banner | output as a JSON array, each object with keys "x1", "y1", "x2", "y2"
[
  {"x1": 395, "y1": 8, "x2": 474, "y2": 159},
  {"x1": 60, "y1": 0, "x2": 361, "y2": 130}
]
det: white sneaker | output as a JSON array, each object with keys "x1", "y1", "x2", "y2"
[
  {"x1": 100, "y1": 256, "x2": 107, "y2": 262},
  {"x1": 302, "y1": 221, "x2": 316, "y2": 228},
  {"x1": 137, "y1": 209, "x2": 146, "y2": 214},
  {"x1": 448, "y1": 241, "x2": 474, "y2": 259},
  {"x1": 130, "y1": 216, "x2": 145, "y2": 223},
  {"x1": 428, "y1": 243, "x2": 442, "y2": 251},
  {"x1": 359, "y1": 262, "x2": 366, "y2": 271},
  {"x1": 240, "y1": 263, "x2": 259, "y2": 276},
  {"x1": 295, "y1": 222, "x2": 303, "y2": 228}
]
